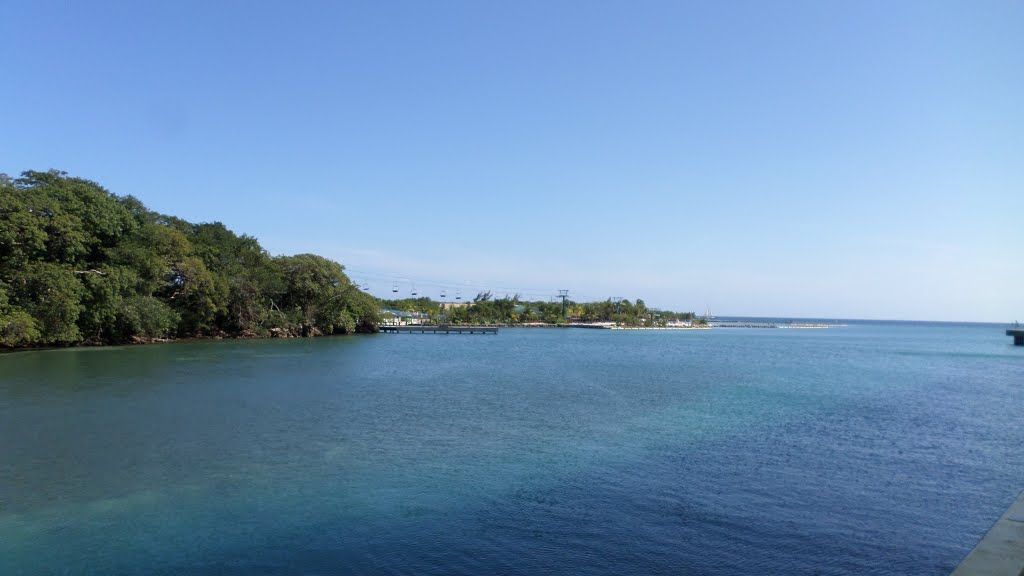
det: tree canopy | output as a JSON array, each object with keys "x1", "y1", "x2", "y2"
[{"x1": 0, "y1": 170, "x2": 379, "y2": 347}]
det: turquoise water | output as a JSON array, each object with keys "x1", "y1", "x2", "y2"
[{"x1": 1, "y1": 323, "x2": 1022, "y2": 574}]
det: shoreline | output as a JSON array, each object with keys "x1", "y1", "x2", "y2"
[{"x1": 1, "y1": 321, "x2": 850, "y2": 353}]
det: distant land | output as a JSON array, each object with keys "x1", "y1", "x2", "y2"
[{"x1": 0, "y1": 170, "x2": 700, "y2": 349}]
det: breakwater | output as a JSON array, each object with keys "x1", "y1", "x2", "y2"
[{"x1": 710, "y1": 321, "x2": 845, "y2": 329}]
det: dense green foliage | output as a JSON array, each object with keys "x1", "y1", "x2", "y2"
[
  {"x1": 382, "y1": 291, "x2": 699, "y2": 326},
  {"x1": 0, "y1": 170, "x2": 379, "y2": 347}
]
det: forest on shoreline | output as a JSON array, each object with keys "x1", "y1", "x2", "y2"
[
  {"x1": 0, "y1": 170, "x2": 379, "y2": 347},
  {"x1": 382, "y1": 293, "x2": 700, "y2": 326},
  {"x1": 1, "y1": 170, "x2": 700, "y2": 348}
]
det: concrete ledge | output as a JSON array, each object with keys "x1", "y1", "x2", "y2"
[{"x1": 952, "y1": 490, "x2": 1024, "y2": 575}]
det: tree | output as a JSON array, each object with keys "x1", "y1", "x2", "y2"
[
  {"x1": 275, "y1": 254, "x2": 378, "y2": 335},
  {"x1": 13, "y1": 170, "x2": 137, "y2": 265},
  {"x1": 116, "y1": 295, "x2": 180, "y2": 340},
  {"x1": 7, "y1": 262, "x2": 84, "y2": 344},
  {"x1": 77, "y1": 266, "x2": 140, "y2": 341},
  {"x1": 0, "y1": 283, "x2": 40, "y2": 346}
]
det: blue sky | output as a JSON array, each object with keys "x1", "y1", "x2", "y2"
[{"x1": 2, "y1": 1, "x2": 1021, "y2": 321}]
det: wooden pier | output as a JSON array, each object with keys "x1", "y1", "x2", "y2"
[
  {"x1": 379, "y1": 325, "x2": 498, "y2": 335},
  {"x1": 1008, "y1": 329, "x2": 1024, "y2": 346}
]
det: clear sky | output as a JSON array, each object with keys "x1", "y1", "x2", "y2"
[{"x1": 2, "y1": 1, "x2": 1021, "y2": 322}]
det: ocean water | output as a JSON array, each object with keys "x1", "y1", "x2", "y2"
[{"x1": 1, "y1": 323, "x2": 1022, "y2": 575}]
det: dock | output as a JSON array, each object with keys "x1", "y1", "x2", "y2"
[
  {"x1": 379, "y1": 325, "x2": 498, "y2": 334},
  {"x1": 1008, "y1": 329, "x2": 1023, "y2": 346}
]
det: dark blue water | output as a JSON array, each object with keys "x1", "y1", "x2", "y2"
[{"x1": 1, "y1": 323, "x2": 1022, "y2": 575}]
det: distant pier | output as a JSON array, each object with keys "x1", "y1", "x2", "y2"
[
  {"x1": 1008, "y1": 329, "x2": 1024, "y2": 346},
  {"x1": 379, "y1": 325, "x2": 498, "y2": 334}
]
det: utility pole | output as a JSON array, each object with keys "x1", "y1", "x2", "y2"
[
  {"x1": 611, "y1": 296, "x2": 623, "y2": 315},
  {"x1": 558, "y1": 290, "x2": 570, "y2": 318}
]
